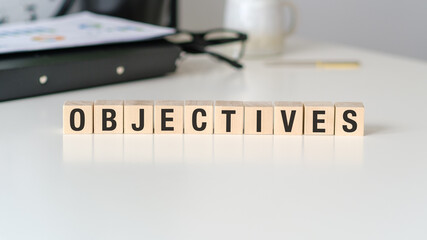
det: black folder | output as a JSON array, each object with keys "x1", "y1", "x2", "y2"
[{"x1": 0, "y1": 40, "x2": 181, "y2": 102}]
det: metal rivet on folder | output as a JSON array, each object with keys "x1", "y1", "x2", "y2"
[
  {"x1": 39, "y1": 75, "x2": 48, "y2": 85},
  {"x1": 116, "y1": 66, "x2": 125, "y2": 75}
]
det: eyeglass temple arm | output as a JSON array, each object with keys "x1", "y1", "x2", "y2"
[
  {"x1": 206, "y1": 38, "x2": 246, "y2": 45},
  {"x1": 170, "y1": 0, "x2": 178, "y2": 28},
  {"x1": 205, "y1": 50, "x2": 243, "y2": 69}
]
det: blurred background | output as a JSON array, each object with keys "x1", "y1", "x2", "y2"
[
  {"x1": 1, "y1": 0, "x2": 425, "y2": 60},
  {"x1": 180, "y1": 0, "x2": 427, "y2": 60}
]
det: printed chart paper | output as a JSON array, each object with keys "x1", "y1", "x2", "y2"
[{"x1": 0, "y1": 12, "x2": 176, "y2": 54}]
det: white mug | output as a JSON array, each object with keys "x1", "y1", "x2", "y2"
[{"x1": 224, "y1": 0, "x2": 297, "y2": 56}]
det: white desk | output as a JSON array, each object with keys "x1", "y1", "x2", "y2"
[{"x1": 1, "y1": 38, "x2": 427, "y2": 239}]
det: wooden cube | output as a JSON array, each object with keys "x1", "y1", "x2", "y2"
[
  {"x1": 63, "y1": 101, "x2": 93, "y2": 134},
  {"x1": 154, "y1": 100, "x2": 184, "y2": 134},
  {"x1": 94, "y1": 100, "x2": 124, "y2": 134},
  {"x1": 124, "y1": 100, "x2": 154, "y2": 134},
  {"x1": 304, "y1": 102, "x2": 335, "y2": 135},
  {"x1": 335, "y1": 102, "x2": 364, "y2": 136},
  {"x1": 244, "y1": 101, "x2": 273, "y2": 135},
  {"x1": 214, "y1": 101, "x2": 244, "y2": 134},
  {"x1": 184, "y1": 100, "x2": 213, "y2": 134},
  {"x1": 274, "y1": 101, "x2": 304, "y2": 135}
]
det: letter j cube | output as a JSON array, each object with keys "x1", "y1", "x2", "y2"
[
  {"x1": 94, "y1": 100, "x2": 124, "y2": 134},
  {"x1": 124, "y1": 100, "x2": 154, "y2": 134},
  {"x1": 63, "y1": 101, "x2": 93, "y2": 134}
]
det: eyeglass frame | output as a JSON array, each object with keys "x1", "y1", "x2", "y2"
[{"x1": 167, "y1": 28, "x2": 248, "y2": 69}]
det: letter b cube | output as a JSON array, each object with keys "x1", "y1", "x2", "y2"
[{"x1": 94, "y1": 100, "x2": 124, "y2": 134}]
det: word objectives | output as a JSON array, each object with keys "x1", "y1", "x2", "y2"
[{"x1": 63, "y1": 100, "x2": 364, "y2": 136}]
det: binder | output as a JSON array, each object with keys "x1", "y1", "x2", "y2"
[{"x1": 0, "y1": 40, "x2": 181, "y2": 102}]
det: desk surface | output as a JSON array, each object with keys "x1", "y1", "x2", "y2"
[{"x1": 1, "y1": 38, "x2": 427, "y2": 240}]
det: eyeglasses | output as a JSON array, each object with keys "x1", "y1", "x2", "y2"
[{"x1": 165, "y1": 29, "x2": 248, "y2": 69}]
